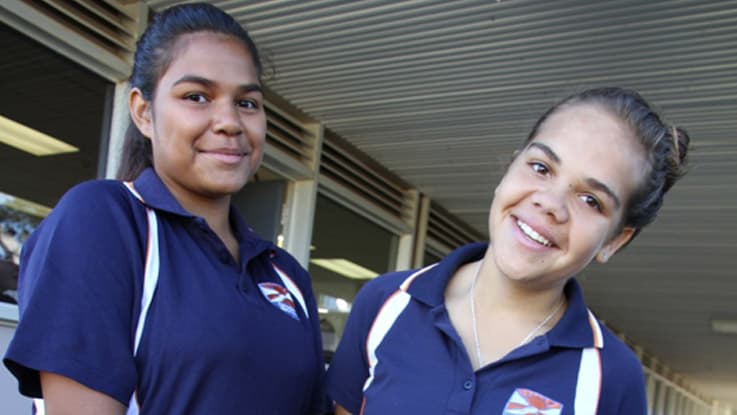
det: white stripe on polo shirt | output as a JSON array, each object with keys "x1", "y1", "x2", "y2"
[
  {"x1": 360, "y1": 263, "x2": 605, "y2": 413},
  {"x1": 574, "y1": 310, "x2": 604, "y2": 415},
  {"x1": 363, "y1": 264, "x2": 437, "y2": 392},
  {"x1": 124, "y1": 182, "x2": 160, "y2": 415},
  {"x1": 272, "y1": 263, "x2": 309, "y2": 318}
]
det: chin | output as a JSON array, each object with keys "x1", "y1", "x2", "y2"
[
  {"x1": 202, "y1": 179, "x2": 248, "y2": 197},
  {"x1": 494, "y1": 255, "x2": 534, "y2": 282}
]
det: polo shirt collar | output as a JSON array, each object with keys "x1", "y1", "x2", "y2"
[
  {"x1": 132, "y1": 168, "x2": 193, "y2": 217},
  {"x1": 407, "y1": 242, "x2": 487, "y2": 306},
  {"x1": 131, "y1": 168, "x2": 273, "y2": 257},
  {"x1": 546, "y1": 278, "x2": 602, "y2": 349},
  {"x1": 407, "y1": 242, "x2": 601, "y2": 349}
]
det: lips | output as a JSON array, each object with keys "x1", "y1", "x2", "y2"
[
  {"x1": 515, "y1": 218, "x2": 556, "y2": 248},
  {"x1": 199, "y1": 148, "x2": 247, "y2": 164}
]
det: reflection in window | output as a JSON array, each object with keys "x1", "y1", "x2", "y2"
[
  {"x1": 0, "y1": 23, "x2": 110, "y2": 304},
  {"x1": 0, "y1": 193, "x2": 47, "y2": 304},
  {"x1": 309, "y1": 194, "x2": 398, "y2": 352}
]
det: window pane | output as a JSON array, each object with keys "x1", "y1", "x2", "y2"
[
  {"x1": 0, "y1": 23, "x2": 110, "y2": 304},
  {"x1": 309, "y1": 194, "x2": 398, "y2": 360}
]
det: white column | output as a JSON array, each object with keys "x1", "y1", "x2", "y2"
[
  {"x1": 394, "y1": 190, "x2": 420, "y2": 271},
  {"x1": 411, "y1": 195, "x2": 431, "y2": 268},
  {"x1": 646, "y1": 372, "x2": 657, "y2": 415},
  {"x1": 281, "y1": 179, "x2": 318, "y2": 268},
  {"x1": 654, "y1": 381, "x2": 667, "y2": 415},
  {"x1": 104, "y1": 81, "x2": 131, "y2": 179}
]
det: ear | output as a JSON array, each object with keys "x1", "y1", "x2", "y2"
[
  {"x1": 129, "y1": 87, "x2": 153, "y2": 139},
  {"x1": 596, "y1": 226, "x2": 636, "y2": 264}
]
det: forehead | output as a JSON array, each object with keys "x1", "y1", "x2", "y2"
[
  {"x1": 530, "y1": 104, "x2": 649, "y2": 204},
  {"x1": 160, "y1": 32, "x2": 258, "y2": 83}
]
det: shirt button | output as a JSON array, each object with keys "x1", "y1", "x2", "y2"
[{"x1": 463, "y1": 380, "x2": 473, "y2": 390}]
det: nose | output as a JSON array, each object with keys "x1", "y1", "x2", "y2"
[
  {"x1": 531, "y1": 186, "x2": 569, "y2": 223},
  {"x1": 212, "y1": 101, "x2": 243, "y2": 137}
]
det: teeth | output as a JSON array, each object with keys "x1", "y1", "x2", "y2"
[{"x1": 517, "y1": 220, "x2": 552, "y2": 247}]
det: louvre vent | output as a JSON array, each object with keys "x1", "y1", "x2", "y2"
[
  {"x1": 319, "y1": 129, "x2": 414, "y2": 229},
  {"x1": 265, "y1": 103, "x2": 317, "y2": 170},
  {"x1": 25, "y1": 0, "x2": 138, "y2": 60},
  {"x1": 427, "y1": 202, "x2": 483, "y2": 254}
]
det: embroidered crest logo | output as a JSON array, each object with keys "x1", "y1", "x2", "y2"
[
  {"x1": 502, "y1": 388, "x2": 563, "y2": 415},
  {"x1": 258, "y1": 282, "x2": 299, "y2": 321}
]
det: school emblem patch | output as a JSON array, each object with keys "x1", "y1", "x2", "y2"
[
  {"x1": 258, "y1": 282, "x2": 299, "y2": 321},
  {"x1": 502, "y1": 388, "x2": 563, "y2": 415}
]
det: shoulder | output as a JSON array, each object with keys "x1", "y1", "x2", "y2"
[
  {"x1": 599, "y1": 326, "x2": 643, "y2": 376},
  {"x1": 596, "y1": 326, "x2": 648, "y2": 413},
  {"x1": 349, "y1": 269, "x2": 418, "y2": 318},
  {"x1": 598, "y1": 325, "x2": 646, "y2": 393},
  {"x1": 23, "y1": 180, "x2": 147, "y2": 263},
  {"x1": 362, "y1": 270, "x2": 415, "y2": 296},
  {"x1": 51, "y1": 179, "x2": 140, "y2": 220}
]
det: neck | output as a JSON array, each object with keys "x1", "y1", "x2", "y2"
[{"x1": 475, "y1": 247, "x2": 567, "y2": 318}]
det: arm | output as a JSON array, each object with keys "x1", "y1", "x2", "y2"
[
  {"x1": 4, "y1": 182, "x2": 144, "y2": 403},
  {"x1": 41, "y1": 372, "x2": 126, "y2": 415}
]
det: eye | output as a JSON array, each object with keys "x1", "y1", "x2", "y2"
[
  {"x1": 579, "y1": 194, "x2": 603, "y2": 212},
  {"x1": 236, "y1": 99, "x2": 259, "y2": 110},
  {"x1": 184, "y1": 93, "x2": 208, "y2": 103},
  {"x1": 529, "y1": 161, "x2": 550, "y2": 176}
]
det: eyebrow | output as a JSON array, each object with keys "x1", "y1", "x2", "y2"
[
  {"x1": 527, "y1": 142, "x2": 621, "y2": 209},
  {"x1": 172, "y1": 75, "x2": 263, "y2": 94},
  {"x1": 528, "y1": 142, "x2": 560, "y2": 164}
]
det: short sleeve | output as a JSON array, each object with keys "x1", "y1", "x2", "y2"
[
  {"x1": 599, "y1": 336, "x2": 648, "y2": 415},
  {"x1": 2, "y1": 180, "x2": 147, "y2": 404},
  {"x1": 326, "y1": 276, "x2": 398, "y2": 414},
  {"x1": 613, "y1": 360, "x2": 647, "y2": 415}
]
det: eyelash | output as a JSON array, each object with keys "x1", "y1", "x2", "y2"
[
  {"x1": 183, "y1": 93, "x2": 260, "y2": 110},
  {"x1": 184, "y1": 92, "x2": 207, "y2": 103},
  {"x1": 579, "y1": 194, "x2": 603, "y2": 212},
  {"x1": 236, "y1": 99, "x2": 259, "y2": 110},
  {"x1": 528, "y1": 161, "x2": 604, "y2": 213},
  {"x1": 529, "y1": 161, "x2": 550, "y2": 176}
]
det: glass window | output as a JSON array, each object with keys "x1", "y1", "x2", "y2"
[
  {"x1": 309, "y1": 194, "x2": 398, "y2": 359},
  {"x1": 0, "y1": 23, "x2": 111, "y2": 304}
]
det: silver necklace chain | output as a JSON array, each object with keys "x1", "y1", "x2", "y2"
[{"x1": 469, "y1": 260, "x2": 565, "y2": 369}]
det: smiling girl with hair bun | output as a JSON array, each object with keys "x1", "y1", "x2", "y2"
[{"x1": 327, "y1": 87, "x2": 689, "y2": 415}]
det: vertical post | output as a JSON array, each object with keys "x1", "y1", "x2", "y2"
[
  {"x1": 278, "y1": 120, "x2": 323, "y2": 268},
  {"x1": 103, "y1": 2, "x2": 148, "y2": 179},
  {"x1": 104, "y1": 81, "x2": 131, "y2": 179},
  {"x1": 411, "y1": 195, "x2": 431, "y2": 268},
  {"x1": 394, "y1": 190, "x2": 419, "y2": 271},
  {"x1": 646, "y1": 372, "x2": 657, "y2": 415},
  {"x1": 281, "y1": 179, "x2": 318, "y2": 268}
]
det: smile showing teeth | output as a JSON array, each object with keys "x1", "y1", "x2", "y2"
[{"x1": 516, "y1": 219, "x2": 552, "y2": 247}]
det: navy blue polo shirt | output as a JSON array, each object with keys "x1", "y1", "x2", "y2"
[
  {"x1": 4, "y1": 168, "x2": 327, "y2": 414},
  {"x1": 326, "y1": 243, "x2": 646, "y2": 415}
]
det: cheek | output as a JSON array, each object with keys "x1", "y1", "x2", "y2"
[{"x1": 248, "y1": 117, "x2": 267, "y2": 147}]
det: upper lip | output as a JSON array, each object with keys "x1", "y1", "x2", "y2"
[{"x1": 514, "y1": 215, "x2": 558, "y2": 248}]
